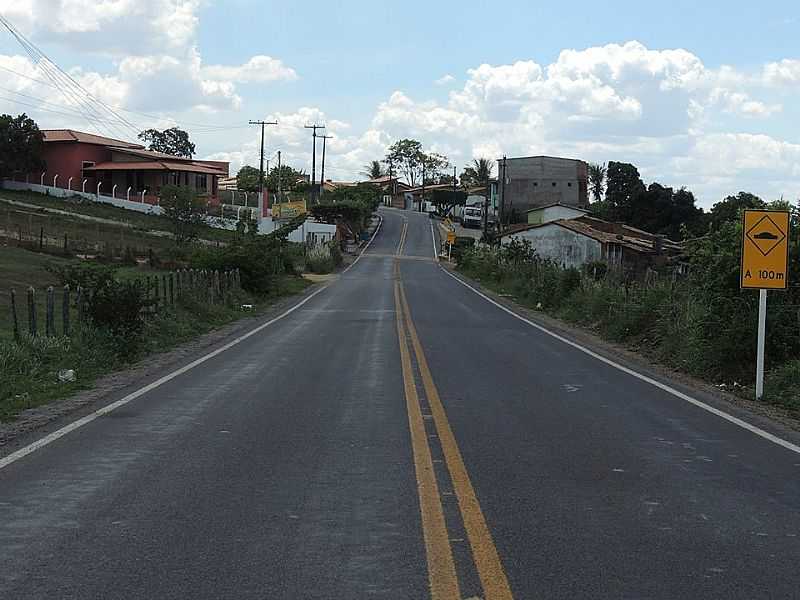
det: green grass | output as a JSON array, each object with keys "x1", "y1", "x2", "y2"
[{"x1": 0, "y1": 189, "x2": 235, "y2": 243}]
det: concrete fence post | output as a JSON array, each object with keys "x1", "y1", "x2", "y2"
[
  {"x1": 53, "y1": 174, "x2": 59, "y2": 188},
  {"x1": 97, "y1": 182, "x2": 102, "y2": 198},
  {"x1": 40, "y1": 172, "x2": 45, "y2": 186},
  {"x1": 112, "y1": 184, "x2": 117, "y2": 199},
  {"x1": 46, "y1": 286, "x2": 55, "y2": 336},
  {"x1": 82, "y1": 179, "x2": 87, "y2": 193},
  {"x1": 127, "y1": 186, "x2": 132, "y2": 202},
  {"x1": 141, "y1": 190, "x2": 146, "y2": 203},
  {"x1": 10, "y1": 288, "x2": 20, "y2": 342},
  {"x1": 68, "y1": 177, "x2": 73, "y2": 191},
  {"x1": 62, "y1": 284, "x2": 71, "y2": 336},
  {"x1": 27, "y1": 286, "x2": 37, "y2": 337}
]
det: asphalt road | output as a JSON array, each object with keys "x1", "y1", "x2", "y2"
[{"x1": 2, "y1": 207, "x2": 800, "y2": 599}]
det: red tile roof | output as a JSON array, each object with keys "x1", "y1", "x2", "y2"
[
  {"x1": 42, "y1": 129, "x2": 143, "y2": 149},
  {"x1": 84, "y1": 161, "x2": 227, "y2": 175}
]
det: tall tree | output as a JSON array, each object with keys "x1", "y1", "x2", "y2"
[
  {"x1": 362, "y1": 160, "x2": 384, "y2": 179},
  {"x1": 0, "y1": 113, "x2": 45, "y2": 178},
  {"x1": 461, "y1": 158, "x2": 493, "y2": 188},
  {"x1": 236, "y1": 165, "x2": 262, "y2": 192},
  {"x1": 588, "y1": 162, "x2": 606, "y2": 202},
  {"x1": 384, "y1": 139, "x2": 424, "y2": 186},
  {"x1": 138, "y1": 127, "x2": 195, "y2": 158},
  {"x1": 709, "y1": 192, "x2": 765, "y2": 230},
  {"x1": 605, "y1": 161, "x2": 645, "y2": 222},
  {"x1": 265, "y1": 164, "x2": 308, "y2": 194},
  {"x1": 422, "y1": 152, "x2": 449, "y2": 185},
  {"x1": 159, "y1": 184, "x2": 206, "y2": 244}
]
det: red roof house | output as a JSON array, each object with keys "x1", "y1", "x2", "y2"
[{"x1": 20, "y1": 129, "x2": 229, "y2": 206}]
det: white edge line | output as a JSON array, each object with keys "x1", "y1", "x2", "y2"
[
  {"x1": 1, "y1": 214, "x2": 385, "y2": 471},
  {"x1": 440, "y1": 267, "x2": 800, "y2": 456},
  {"x1": 343, "y1": 214, "x2": 382, "y2": 274},
  {"x1": 430, "y1": 221, "x2": 439, "y2": 262}
]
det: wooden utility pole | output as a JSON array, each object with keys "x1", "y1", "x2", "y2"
[
  {"x1": 319, "y1": 135, "x2": 333, "y2": 198},
  {"x1": 248, "y1": 120, "x2": 277, "y2": 195},
  {"x1": 304, "y1": 123, "x2": 325, "y2": 202},
  {"x1": 277, "y1": 150, "x2": 282, "y2": 203}
]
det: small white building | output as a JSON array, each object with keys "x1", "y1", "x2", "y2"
[{"x1": 526, "y1": 203, "x2": 589, "y2": 225}]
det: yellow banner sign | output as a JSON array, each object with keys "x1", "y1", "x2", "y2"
[
  {"x1": 273, "y1": 199, "x2": 307, "y2": 219},
  {"x1": 741, "y1": 209, "x2": 790, "y2": 290},
  {"x1": 447, "y1": 230, "x2": 456, "y2": 245}
]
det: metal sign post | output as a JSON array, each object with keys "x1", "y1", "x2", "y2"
[
  {"x1": 756, "y1": 289, "x2": 767, "y2": 399},
  {"x1": 740, "y1": 209, "x2": 790, "y2": 400}
]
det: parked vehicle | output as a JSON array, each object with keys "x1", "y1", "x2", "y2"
[{"x1": 462, "y1": 206, "x2": 483, "y2": 228}]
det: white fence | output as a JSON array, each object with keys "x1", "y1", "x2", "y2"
[
  {"x1": 2, "y1": 180, "x2": 164, "y2": 215},
  {"x1": 1, "y1": 179, "x2": 336, "y2": 243}
]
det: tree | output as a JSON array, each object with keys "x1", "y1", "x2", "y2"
[
  {"x1": 384, "y1": 139, "x2": 445, "y2": 187},
  {"x1": 138, "y1": 127, "x2": 195, "y2": 158},
  {"x1": 422, "y1": 152, "x2": 449, "y2": 185},
  {"x1": 362, "y1": 160, "x2": 384, "y2": 179},
  {"x1": 588, "y1": 162, "x2": 606, "y2": 202},
  {"x1": 709, "y1": 192, "x2": 765, "y2": 230},
  {"x1": 605, "y1": 161, "x2": 645, "y2": 222},
  {"x1": 265, "y1": 164, "x2": 307, "y2": 194},
  {"x1": 0, "y1": 113, "x2": 45, "y2": 178},
  {"x1": 236, "y1": 165, "x2": 262, "y2": 192},
  {"x1": 461, "y1": 158, "x2": 493, "y2": 188},
  {"x1": 159, "y1": 184, "x2": 206, "y2": 244}
]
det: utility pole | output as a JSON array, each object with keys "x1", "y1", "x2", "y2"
[
  {"x1": 248, "y1": 120, "x2": 277, "y2": 195},
  {"x1": 304, "y1": 123, "x2": 325, "y2": 203},
  {"x1": 499, "y1": 156, "x2": 507, "y2": 231},
  {"x1": 319, "y1": 135, "x2": 333, "y2": 198},
  {"x1": 277, "y1": 150, "x2": 282, "y2": 203},
  {"x1": 388, "y1": 159, "x2": 394, "y2": 207},
  {"x1": 421, "y1": 160, "x2": 426, "y2": 213}
]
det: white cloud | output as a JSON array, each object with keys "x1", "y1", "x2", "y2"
[
  {"x1": 0, "y1": 0, "x2": 202, "y2": 54},
  {"x1": 202, "y1": 56, "x2": 298, "y2": 84},
  {"x1": 435, "y1": 74, "x2": 455, "y2": 86},
  {"x1": 763, "y1": 59, "x2": 800, "y2": 85}
]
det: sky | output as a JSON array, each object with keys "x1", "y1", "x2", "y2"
[{"x1": 0, "y1": 0, "x2": 799, "y2": 207}]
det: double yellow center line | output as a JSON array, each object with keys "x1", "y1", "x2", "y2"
[
  {"x1": 394, "y1": 266, "x2": 513, "y2": 599},
  {"x1": 396, "y1": 219, "x2": 409, "y2": 257}
]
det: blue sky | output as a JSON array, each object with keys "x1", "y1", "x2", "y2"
[{"x1": 0, "y1": 0, "x2": 799, "y2": 205}]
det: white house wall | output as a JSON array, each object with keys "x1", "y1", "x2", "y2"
[
  {"x1": 529, "y1": 205, "x2": 587, "y2": 225},
  {"x1": 504, "y1": 224, "x2": 601, "y2": 269}
]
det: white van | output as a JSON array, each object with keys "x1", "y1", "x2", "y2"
[{"x1": 462, "y1": 205, "x2": 483, "y2": 228}]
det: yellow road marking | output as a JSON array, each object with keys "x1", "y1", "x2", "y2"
[
  {"x1": 397, "y1": 220, "x2": 409, "y2": 256},
  {"x1": 400, "y1": 283, "x2": 514, "y2": 600},
  {"x1": 394, "y1": 280, "x2": 461, "y2": 599}
]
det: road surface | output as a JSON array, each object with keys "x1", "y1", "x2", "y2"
[{"x1": 1, "y1": 207, "x2": 799, "y2": 599}]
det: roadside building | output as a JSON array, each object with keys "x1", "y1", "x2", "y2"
[
  {"x1": 361, "y1": 175, "x2": 409, "y2": 208},
  {"x1": 526, "y1": 203, "x2": 589, "y2": 225},
  {"x1": 497, "y1": 156, "x2": 589, "y2": 221},
  {"x1": 16, "y1": 129, "x2": 228, "y2": 205},
  {"x1": 501, "y1": 215, "x2": 682, "y2": 275}
]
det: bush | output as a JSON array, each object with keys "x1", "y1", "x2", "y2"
[{"x1": 306, "y1": 244, "x2": 335, "y2": 274}]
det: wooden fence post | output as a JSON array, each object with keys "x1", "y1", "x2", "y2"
[
  {"x1": 39, "y1": 226, "x2": 44, "y2": 250},
  {"x1": 63, "y1": 232, "x2": 69, "y2": 256},
  {"x1": 10, "y1": 288, "x2": 20, "y2": 342},
  {"x1": 154, "y1": 276, "x2": 160, "y2": 311},
  {"x1": 162, "y1": 274, "x2": 168, "y2": 307},
  {"x1": 169, "y1": 273, "x2": 174, "y2": 306},
  {"x1": 27, "y1": 287, "x2": 37, "y2": 337},
  {"x1": 46, "y1": 286, "x2": 55, "y2": 336},
  {"x1": 63, "y1": 284, "x2": 71, "y2": 336},
  {"x1": 76, "y1": 286, "x2": 84, "y2": 324}
]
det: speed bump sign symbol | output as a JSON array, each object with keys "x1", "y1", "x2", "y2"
[{"x1": 741, "y1": 210, "x2": 790, "y2": 290}]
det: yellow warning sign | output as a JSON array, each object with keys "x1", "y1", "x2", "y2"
[
  {"x1": 741, "y1": 210, "x2": 790, "y2": 290},
  {"x1": 447, "y1": 230, "x2": 456, "y2": 245}
]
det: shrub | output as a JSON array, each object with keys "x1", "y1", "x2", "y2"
[{"x1": 306, "y1": 244, "x2": 335, "y2": 274}]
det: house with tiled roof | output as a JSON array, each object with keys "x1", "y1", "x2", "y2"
[
  {"x1": 501, "y1": 215, "x2": 683, "y2": 275},
  {"x1": 14, "y1": 129, "x2": 229, "y2": 206}
]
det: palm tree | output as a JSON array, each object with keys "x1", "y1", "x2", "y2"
[
  {"x1": 588, "y1": 162, "x2": 607, "y2": 203},
  {"x1": 461, "y1": 158, "x2": 494, "y2": 188},
  {"x1": 361, "y1": 160, "x2": 384, "y2": 180}
]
